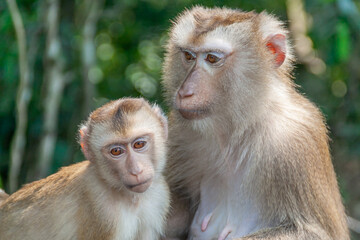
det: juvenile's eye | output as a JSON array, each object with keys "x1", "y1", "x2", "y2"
[
  {"x1": 205, "y1": 53, "x2": 220, "y2": 64},
  {"x1": 183, "y1": 51, "x2": 196, "y2": 61},
  {"x1": 133, "y1": 141, "x2": 146, "y2": 149},
  {"x1": 110, "y1": 147, "x2": 124, "y2": 156}
]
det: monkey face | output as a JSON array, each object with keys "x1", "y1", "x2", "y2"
[
  {"x1": 82, "y1": 98, "x2": 167, "y2": 194},
  {"x1": 163, "y1": 7, "x2": 291, "y2": 125},
  {"x1": 102, "y1": 135, "x2": 155, "y2": 193},
  {"x1": 174, "y1": 48, "x2": 232, "y2": 120}
]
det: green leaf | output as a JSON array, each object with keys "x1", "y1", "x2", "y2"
[{"x1": 335, "y1": 20, "x2": 351, "y2": 62}]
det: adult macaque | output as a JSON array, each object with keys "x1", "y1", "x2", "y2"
[
  {"x1": 162, "y1": 7, "x2": 349, "y2": 240},
  {"x1": 0, "y1": 98, "x2": 170, "y2": 240}
]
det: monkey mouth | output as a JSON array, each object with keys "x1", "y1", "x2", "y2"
[
  {"x1": 177, "y1": 108, "x2": 210, "y2": 120},
  {"x1": 126, "y1": 178, "x2": 152, "y2": 193}
]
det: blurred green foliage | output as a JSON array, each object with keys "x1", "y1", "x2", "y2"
[{"x1": 0, "y1": 0, "x2": 359, "y2": 238}]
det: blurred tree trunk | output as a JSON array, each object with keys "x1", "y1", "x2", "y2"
[
  {"x1": 60, "y1": 0, "x2": 104, "y2": 167},
  {"x1": 35, "y1": 0, "x2": 66, "y2": 179},
  {"x1": 81, "y1": 0, "x2": 104, "y2": 117},
  {"x1": 6, "y1": 0, "x2": 32, "y2": 193},
  {"x1": 286, "y1": 0, "x2": 326, "y2": 76},
  {"x1": 348, "y1": 216, "x2": 360, "y2": 234}
]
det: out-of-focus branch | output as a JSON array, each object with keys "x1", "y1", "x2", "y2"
[
  {"x1": 286, "y1": 0, "x2": 326, "y2": 75},
  {"x1": 348, "y1": 216, "x2": 360, "y2": 234},
  {"x1": 35, "y1": 0, "x2": 66, "y2": 179},
  {"x1": 81, "y1": 0, "x2": 104, "y2": 117},
  {"x1": 6, "y1": 0, "x2": 32, "y2": 193}
]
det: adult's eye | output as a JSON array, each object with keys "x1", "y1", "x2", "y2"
[
  {"x1": 183, "y1": 50, "x2": 196, "y2": 61},
  {"x1": 205, "y1": 53, "x2": 220, "y2": 64}
]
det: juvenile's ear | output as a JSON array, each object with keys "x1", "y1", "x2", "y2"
[
  {"x1": 265, "y1": 34, "x2": 286, "y2": 67},
  {"x1": 79, "y1": 124, "x2": 90, "y2": 159},
  {"x1": 152, "y1": 104, "x2": 168, "y2": 140}
]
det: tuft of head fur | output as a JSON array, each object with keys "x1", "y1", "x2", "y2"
[
  {"x1": 166, "y1": 7, "x2": 294, "y2": 68},
  {"x1": 79, "y1": 98, "x2": 167, "y2": 145}
]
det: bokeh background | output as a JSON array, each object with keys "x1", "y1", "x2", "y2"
[{"x1": 1, "y1": 0, "x2": 359, "y2": 238}]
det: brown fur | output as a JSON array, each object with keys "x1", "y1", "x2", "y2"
[
  {"x1": 162, "y1": 6, "x2": 349, "y2": 240},
  {"x1": 89, "y1": 97, "x2": 145, "y2": 135},
  {"x1": 0, "y1": 98, "x2": 170, "y2": 240},
  {"x1": 189, "y1": 8, "x2": 256, "y2": 44}
]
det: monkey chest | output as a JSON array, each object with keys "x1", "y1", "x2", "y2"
[
  {"x1": 115, "y1": 207, "x2": 139, "y2": 240},
  {"x1": 113, "y1": 194, "x2": 167, "y2": 240},
  {"x1": 189, "y1": 176, "x2": 262, "y2": 239}
]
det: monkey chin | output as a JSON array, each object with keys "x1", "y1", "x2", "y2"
[
  {"x1": 125, "y1": 178, "x2": 153, "y2": 193},
  {"x1": 178, "y1": 108, "x2": 210, "y2": 120}
]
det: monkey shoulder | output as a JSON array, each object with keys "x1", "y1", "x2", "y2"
[
  {"x1": 255, "y1": 96, "x2": 334, "y2": 193},
  {"x1": 264, "y1": 94, "x2": 329, "y2": 159},
  {"x1": 0, "y1": 161, "x2": 90, "y2": 240},
  {"x1": 1, "y1": 161, "x2": 89, "y2": 209},
  {"x1": 249, "y1": 95, "x2": 334, "y2": 197}
]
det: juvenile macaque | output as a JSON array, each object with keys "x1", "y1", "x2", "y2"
[
  {"x1": 0, "y1": 98, "x2": 170, "y2": 240},
  {"x1": 162, "y1": 6, "x2": 349, "y2": 240}
]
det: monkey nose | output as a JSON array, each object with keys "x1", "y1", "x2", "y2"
[
  {"x1": 178, "y1": 87, "x2": 194, "y2": 99},
  {"x1": 129, "y1": 168, "x2": 143, "y2": 176}
]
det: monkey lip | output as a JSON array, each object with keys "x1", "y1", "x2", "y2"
[
  {"x1": 126, "y1": 178, "x2": 152, "y2": 193},
  {"x1": 178, "y1": 108, "x2": 210, "y2": 120}
]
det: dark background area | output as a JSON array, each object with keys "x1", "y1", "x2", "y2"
[{"x1": 1, "y1": 0, "x2": 359, "y2": 238}]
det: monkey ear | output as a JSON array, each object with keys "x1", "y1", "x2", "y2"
[
  {"x1": 152, "y1": 104, "x2": 168, "y2": 140},
  {"x1": 79, "y1": 125, "x2": 89, "y2": 157},
  {"x1": 265, "y1": 34, "x2": 286, "y2": 67}
]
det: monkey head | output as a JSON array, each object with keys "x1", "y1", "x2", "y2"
[
  {"x1": 79, "y1": 98, "x2": 168, "y2": 193},
  {"x1": 163, "y1": 7, "x2": 294, "y2": 125}
]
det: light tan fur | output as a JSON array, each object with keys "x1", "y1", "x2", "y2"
[
  {"x1": 0, "y1": 98, "x2": 170, "y2": 240},
  {"x1": 162, "y1": 6, "x2": 349, "y2": 240}
]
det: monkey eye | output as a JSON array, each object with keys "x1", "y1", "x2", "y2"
[
  {"x1": 205, "y1": 53, "x2": 222, "y2": 64},
  {"x1": 110, "y1": 147, "x2": 124, "y2": 156},
  {"x1": 133, "y1": 140, "x2": 147, "y2": 149},
  {"x1": 183, "y1": 50, "x2": 196, "y2": 61}
]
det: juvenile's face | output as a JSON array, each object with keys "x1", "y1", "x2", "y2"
[{"x1": 81, "y1": 98, "x2": 168, "y2": 193}]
